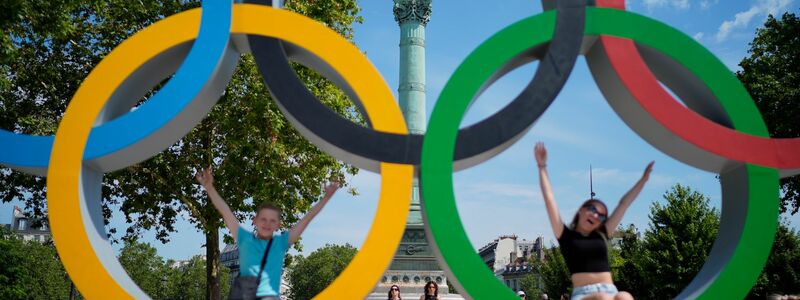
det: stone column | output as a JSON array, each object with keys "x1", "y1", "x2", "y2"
[
  {"x1": 395, "y1": 0, "x2": 430, "y2": 225},
  {"x1": 367, "y1": 1, "x2": 462, "y2": 299}
]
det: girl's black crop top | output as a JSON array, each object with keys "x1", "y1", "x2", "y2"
[{"x1": 557, "y1": 224, "x2": 610, "y2": 274}]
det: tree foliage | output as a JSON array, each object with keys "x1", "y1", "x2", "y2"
[
  {"x1": 612, "y1": 224, "x2": 646, "y2": 295},
  {"x1": 1, "y1": 0, "x2": 363, "y2": 299},
  {"x1": 736, "y1": 11, "x2": 800, "y2": 215},
  {"x1": 519, "y1": 272, "x2": 544, "y2": 299},
  {"x1": 748, "y1": 221, "x2": 800, "y2": 298},
  {"x1": 118, "y1": 239, "x2": 172, "y2": 298},
  {"x1": 614, "y1": 184, "x2": 719, "y2": 299},
  {"x1": 534, "y1": 246, "x2": 571, "y2": 298},
  {"x1": 164, "y1": 255, "x2": 232, "y2": 300},
  {"x1": 0, "y1": 227, "x2": 74, "y2": 299},
  {"x1": 286, "y1": 243, "x2": 357, "y2": 300},
  {"x1": 613, "y1": 186, "x2": 800, "y2": 298},
  {"x1": 118, "y1": 240, "x2": 231, "y2": 300}
]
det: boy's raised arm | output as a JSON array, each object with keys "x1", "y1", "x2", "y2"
[
  {"x1": 196, "y1": 167, "x2": 241, "y2": 241},
  {"x1": 288, "y1": 181, "x2": 339, "y2": 245}
]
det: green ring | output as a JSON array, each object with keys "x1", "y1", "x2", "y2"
[{"x1": 421, "y1": 7, "x2": 778, "y2": 299}]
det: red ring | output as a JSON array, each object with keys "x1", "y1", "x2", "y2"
[{"x1": 596, "y1": 0, "x2": 800, "y2": 172}]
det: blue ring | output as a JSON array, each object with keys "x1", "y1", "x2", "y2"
[{"x1": 0, "y1": 0, "x2": 233, "y2": 172}]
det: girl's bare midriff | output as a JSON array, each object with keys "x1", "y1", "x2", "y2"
[{"x1": 571, "y1": 272, "x2": 614, "y2": 287}]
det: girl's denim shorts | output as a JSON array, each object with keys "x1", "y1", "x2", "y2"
[{"x1": 571, "y1": 283, "x2": 619, "y2": 299}]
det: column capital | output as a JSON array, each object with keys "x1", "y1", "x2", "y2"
[{"x1": 393, "y1": 0, "x2": 432, "y2": 26}]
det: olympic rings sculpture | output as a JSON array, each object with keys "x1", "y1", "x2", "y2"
[{"x1": 1, "y1": 0, "x2": 798, "y2": 298}]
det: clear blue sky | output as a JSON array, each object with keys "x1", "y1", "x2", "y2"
[{"x1": 2, "y1": 0, "x2": 798, "y2": 261}]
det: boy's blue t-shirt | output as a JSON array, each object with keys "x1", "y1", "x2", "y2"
[{"x1": 237, "y1": 227, "x2": 290, "y2": 297}]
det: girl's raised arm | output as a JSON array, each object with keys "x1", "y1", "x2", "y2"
[
  {"x1": 535, "y1": 142, "x2": 564, "y2": 238},
  {"x1": 605, "y1": 161, "x2": 653, "y2": 235}
]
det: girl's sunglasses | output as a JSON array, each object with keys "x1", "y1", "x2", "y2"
[{"x1": 584, "y1": 203, "x2": 608, "y2": 222}]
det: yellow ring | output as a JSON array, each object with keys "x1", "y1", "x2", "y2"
[{"x1": 47, "y1": 5, "x2": 412, "y2": 299}]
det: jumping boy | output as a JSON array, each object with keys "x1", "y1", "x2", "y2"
[{"x1": 195, "y1": 167, "x2": 339, "y2": 300}]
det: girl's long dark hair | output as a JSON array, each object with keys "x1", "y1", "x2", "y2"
[
  {"x1": 424, "y1": 281, "x2": 438, "y2": 297},
  {"x1": 387, "y1": 285, "x2": 401, "y2": 300},
  {"x1": 570, "y1": 198, "x2": 609, "y2": 237}
]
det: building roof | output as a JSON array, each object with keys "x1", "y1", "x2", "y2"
[
  {"x1": 478, "y1": 240, "x2": 498, "y2": 256},
  {"x1": 501, "y1": 261, "x2": 534, "y2": 276},
  {"x1": 221, "y1": 243, "x2": 238, "y2": 253}
]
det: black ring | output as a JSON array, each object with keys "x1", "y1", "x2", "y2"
[{"x1": 245, "y1": 0, "x2": 585, "y2": 172}]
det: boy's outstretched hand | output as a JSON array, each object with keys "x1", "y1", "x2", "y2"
[
  {"x1": 289, "y1": 180, "x2": 342, "y2": 245},
  {"x1": 195, "y1": 166, "x2": 214, "y2": 188},
  {"x1": 323, "y1": 181, "x2": 340, "y2": 200}
]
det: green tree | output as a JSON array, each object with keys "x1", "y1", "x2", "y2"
[
  {"x1": 613, "y1": 185, "x2": 800, "y2": 298},
  {"x1": 612, "y1": 224, "x2": 647, "y2": 296},
  {"x1": 535, "y1": 246, "x2": 571, "y2": 298},
  {"x1": 519, "y1": 272, "x2": 544, "y2": 299},
  {"x1": 118, "y1": 239, "x2": 236, "y2": 300},
  {"x1": 736, "y1": 11, "x2": 800, "y2": 215},
  {"x1": 286, "y1": 243, "x2": 357, "y2": 300},
  {"x1": 748, "y1": 221, "x2": 800, "y2": 298},
  {"x1": 0, "y1": 226, "x2": 73, "y2": 299},
  {"x1": 118, "y1": 240, "x2": 171, "y2": 299},
  {"x1": 164, "y1": 255, "x2": 231, "y2": 300},
  {"x1": 0, "y1": 226, "x2": 33, "y2": 299},
  {"x1": 1, "y1": 1, "x2": 363, "y2": 299},
  {"x1": 616, "y1": 184, "x2": 719, "y2": 299}
]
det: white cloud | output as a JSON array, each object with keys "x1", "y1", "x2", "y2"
[
  {"x1": 642, "y1": 0, "x2": 691, "y2": 10},
  {"x1": 693, "y1": 32, "x2": 705, "y2": 41},
  {"x1": 716, "y1": 6, "x2": 761, "y2": 42},
  {"x1": 699, "y1": 0, "x2": 719, "y2": 9},
  {"x1": 715, "y1": 0, "x2": 793, "y2": 42},
  {"x1": 637, "y1": 0, "x2": 725, "y2": 11}
]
